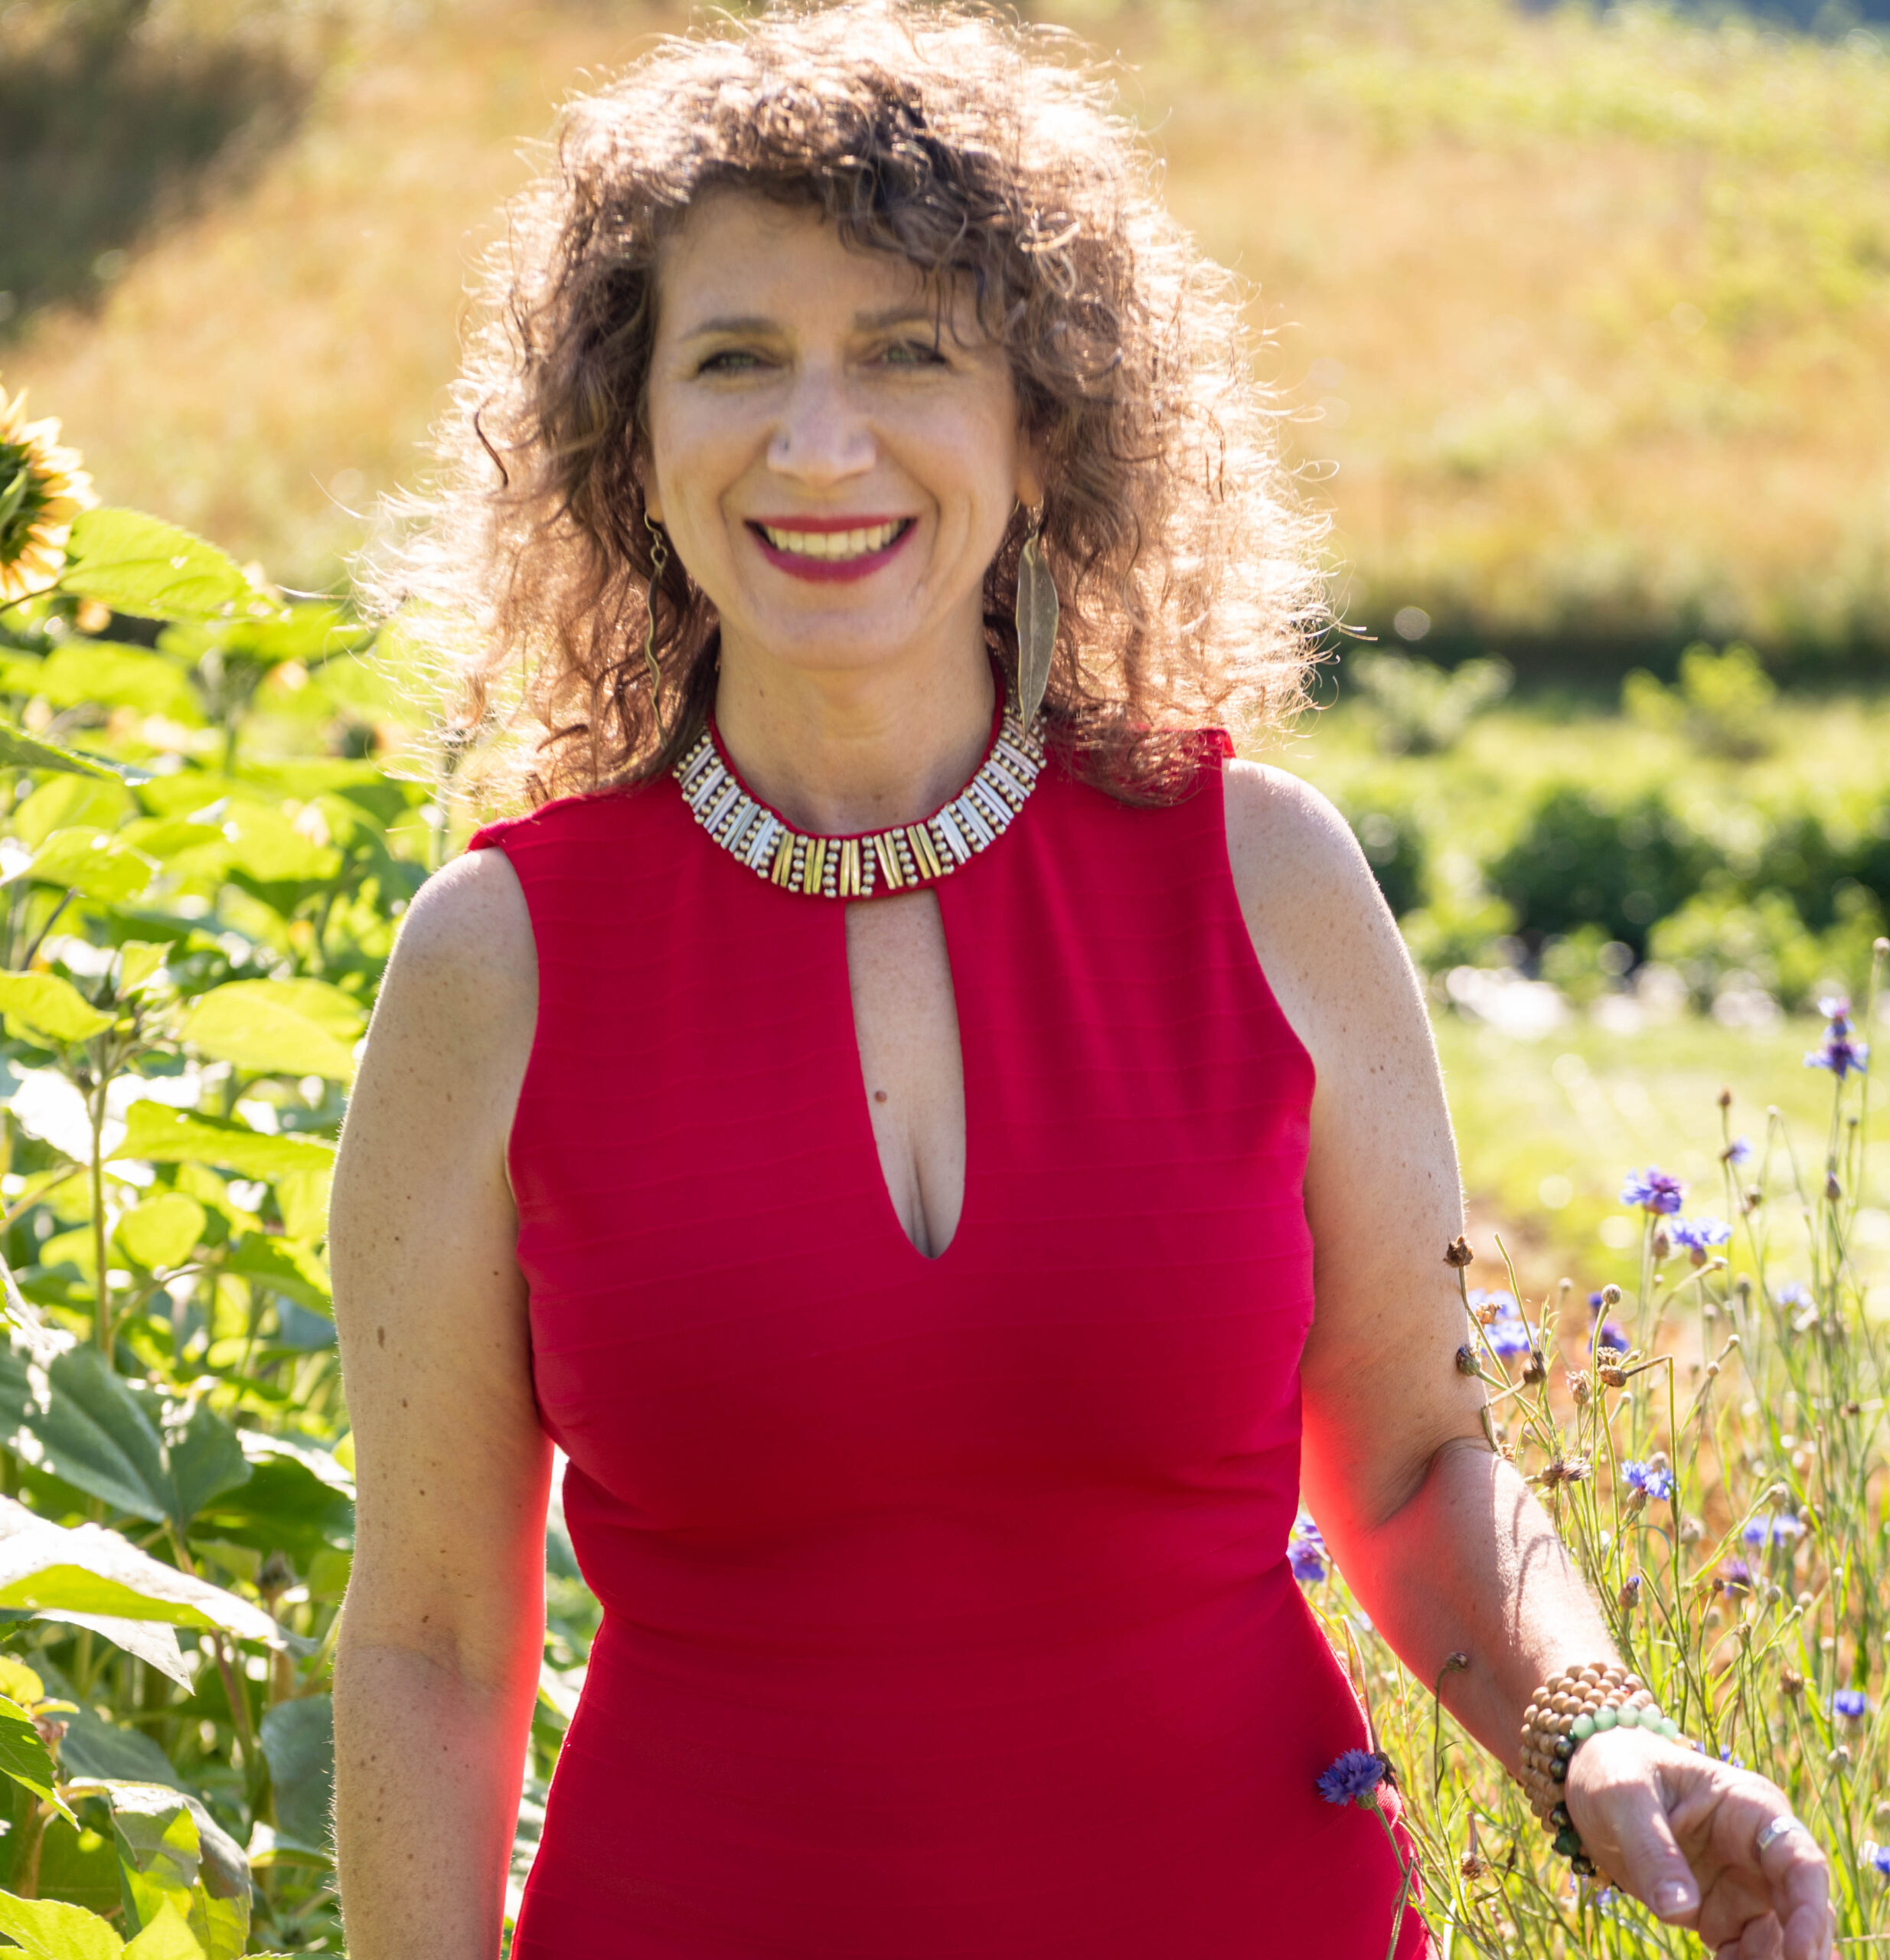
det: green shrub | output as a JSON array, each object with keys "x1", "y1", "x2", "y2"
[
  {"x1": 1342, "y1": 799, "x2": 1428, "y2": 919},
  {"x1": 1346, "y1": 652, "x2": 1513, "y2": 756},
  {"x1": 1621, "y1": 642, "x2": 1778, "y2": 760},
  {"x1": 1488, "y1": 783, "x2": 1723, "y2": 956},
  {"x1": 1646, "y1": 880, "x2": 1885, "y2": 1011}
]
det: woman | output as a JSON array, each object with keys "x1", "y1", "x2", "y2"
[{"x1": 329, "y1": 6, "x2": 1834, "y2": 1955}]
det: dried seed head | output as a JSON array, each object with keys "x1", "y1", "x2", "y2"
[
  {"x1": 1780, "y1": 1667, "x2": 1804, "y2": 1697},
  {"x1": 1568, "y1": 1370, "x2": 1591, "y2": 1407},
  {"x1": 1444, "y1": 1236, "x2": 1475, "y2": 1269},
  {"x1": 1459, "y1": 1851, "x2": 1487, "y2": 1881}
]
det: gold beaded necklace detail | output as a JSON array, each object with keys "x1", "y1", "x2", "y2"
[{"x1": 673, "y1": 698, "x2": 1046, "y2": 900}]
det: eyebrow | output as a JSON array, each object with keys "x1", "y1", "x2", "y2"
[{"x1": 675, "y1": 305, "x2": 948, "y2": 341}]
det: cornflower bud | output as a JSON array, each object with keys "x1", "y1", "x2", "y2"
[
  {"x1": 1780, "y1": 1668, "x2": 1804, "y2": 1697},
  {"x1": 1718, "y1": 1088, "x2": 1732, "y2": 1109},
  {"x1": 1459, "y1": 1851, "x2": 1487, "y2": 1881},
  {"x1": 1600, "y1": 1284, "x2": 1624, "y2": 1309},
  {"x1": 1618, "y1": 1574, "x2": 1642, "y2": 1612},
  {"x1": 1568, "y1": 1370, "x2": 1591, "y2": 1407},
  {"x1": 1454, "y1": 1344, "x2": 1478, "y2": 1377},
  {"x1": 1444, "y1": 1236, "x2": 1474, "y2": 1269}
]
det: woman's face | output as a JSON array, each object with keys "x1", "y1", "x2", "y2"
[{"x1": 643, "y1": 191, "x2": 1039, "y2": 690}]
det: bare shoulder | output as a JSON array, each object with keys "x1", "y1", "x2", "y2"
[
  {"x1": 373, "y1": 844, "x2": 536, "y2": 1042},
  {"x1": 1219, "y1": 757, "x2": 1418, "y2": 1060},
  {"x1": 337, "y1": 844, "x2": 537, "y2": 1218}
]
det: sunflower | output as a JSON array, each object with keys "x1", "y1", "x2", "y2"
[{"x1": 0, "y1": 385, "x2": 97, "y2": 608}]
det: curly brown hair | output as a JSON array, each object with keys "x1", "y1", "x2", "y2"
[{"x1": 371, "y1": 0, "x2": 1326, "y2": 808}]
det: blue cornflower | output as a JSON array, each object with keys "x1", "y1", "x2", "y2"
[
  {"x1": 1806, "y1": 997, "x2": 1869, "y2": 1080},
  {"x1": 1719, "y1": 1745, "x2": 1745, "y2": 1767},
  {"x1": 1622, "y1": 1459, "x2": 1673, "y2": 1501},
  {"x1": 1594, "y1": 1321, "x2": 1630, "y2": 1354},
  {"x1": 1588, "y1": 1290, "x2": 1605, "y2": 1309},
  {"x1": 1724, "y1": 1136, "x2": 1752, "y2": 1167},
  {"x1": 1867, "y1": 1841, "x2": 1890, "y2": 1878},
  {"x1": 1742, "y1": 1513, "x2": 1803, "y2": 1549},
  {"x1": 1832, "y1": 1688, "x2": 1868, "y2": 1722},
  {"x1": 1718, "y1": 1557, "x2": 1754, "y2": 1595},
  {"x1": 1472, "y1": 1289, "x2": 1533, "y2": 1356},
  {"x1": 1621, "y1": 1168, "x2": 1685, "y2": 1215},
  {"x1": 1671, "y1": 1216, "x2": 1731, "y2": 1253},
  {"x1": 1288, "y1": 1510, "x2": 1327, "y2": 1585},
  {"x1": 1317, "y1": 1748, "x2": 1387, "y2": 1807},
  {"x1": 1777, "y1": 1280, "x2": 1813, "y2": 1310}
]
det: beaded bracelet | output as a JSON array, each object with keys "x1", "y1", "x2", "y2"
[{"x1": 1518, "y1": 1663, "x2": 1684, "y2": 1873}]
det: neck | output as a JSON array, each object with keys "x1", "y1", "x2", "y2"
[{"x1": 710, "y1": 639, "x2": 998, "y2": 835}]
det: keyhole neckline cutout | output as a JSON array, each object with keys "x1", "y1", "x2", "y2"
[
  {"x1": 844, "y1": 886, "x2": 967, "y2": 1263},
  {"x1": 673, "y1": 688, "x2": 1046, "y2": 901}
]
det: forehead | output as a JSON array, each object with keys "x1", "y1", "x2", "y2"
[{"x1": 654, "y1": 189, "x2": 976, "y2": 335}]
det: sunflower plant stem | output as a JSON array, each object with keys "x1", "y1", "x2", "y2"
[{"x1": 87, "y1": 1065, "x2": 111, "y2": 1357}]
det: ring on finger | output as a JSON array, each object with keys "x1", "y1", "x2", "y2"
[{"x1": 1754, "y1": 1814, "x2": 1809, "y2": 1856}]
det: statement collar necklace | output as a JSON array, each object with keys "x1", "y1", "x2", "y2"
[{"x1": 673, "y1": 693, "x2": 1046, "y2": 900}]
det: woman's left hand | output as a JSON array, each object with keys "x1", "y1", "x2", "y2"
[{"x1": 1565, "y1": 1725, "x2": 1834, "y2": 1958}]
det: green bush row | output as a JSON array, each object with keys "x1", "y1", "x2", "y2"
[{"x1": 1340, "y1": 779, "x2": 1890, "y2": 1005}]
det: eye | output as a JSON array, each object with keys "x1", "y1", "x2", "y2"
[
  {"x1": 879, "y1": 337, "x2": 948, "y2": 368},
  {"x1": 696, "y1": 348, "x2": 770, "y2": 374}
]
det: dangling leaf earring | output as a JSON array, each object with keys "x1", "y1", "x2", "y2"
[
  {"x1": 643, "y1": 509, "x2": 669, "y2": 735},
  {"x1": 1014, "y1": 505, "x2": 1058, "y2": 730}
]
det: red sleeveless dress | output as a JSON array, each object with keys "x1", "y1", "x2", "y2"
[{"x1": 468, "y1": 728, "x2": 1431, "y2": 1958}]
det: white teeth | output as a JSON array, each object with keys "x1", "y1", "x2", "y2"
[{"x1": 759, "y1": 521, "x2": 903, "y2": 560}]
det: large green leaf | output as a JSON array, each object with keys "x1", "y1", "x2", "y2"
[
  {"x1": 34, "y1": 646, "x2": 202, "y2": 727},
  {"x1": 223, "y1": 1236, "x2": 330, "y2": 1316},
  {"x1": 178, "y1": 980, "x2": 361, "y2": 1082},
  {"x1": 57, "y1": 512, "x2": 260, "y2": 626},
  {"x1": 216, "y1": 805, "x2": 338, "y2": 886},
  {"x1": 111, "y1": 1104, "x2": 335, "y2": 1181},
  {"x1": 194, "y1": 1435, "x2": 352, "y2": 1564},
  {"x1": 0, "y1": 1495, "x2": 292, "y2": 1651},
  {"x1": 0, "y1": 1889, "x2": 124, "y2": 1959},
  {"x1": 257, "y1": 1695, "x2": 331, "y2": 1854},
  {"x1": 13, "y1": 776, "x2": 135, "y2": 848},
  {"x1": 11, "y1": 1352, "x2": 250, "y2": 1535},
  {"x1": 0, "y1": 1694, "x2": 64, "y2": 1812},
  {"x1": 116, "y1": 1195, "x2": 207, "y2": 1273},
  {"x1": 0, "y1": 724, "x2": 117, "y2": 781},
  {"x1": 120, "y1": 1900, "x2": 206, "y2": 1960},
  {"x1": 24, "y1": 828, "x2": 155, "y2": 905},
  {"x1": 23, "y1": 1349, "x2": 171, "y2": 1524},
  {"x1": 89, "y1": 1782, "x2": 248, "y2": 1958},
  {"x1": 165, "y1": 1403, "x2": 251, "y2": 1527},
  {"x1": 0, "y1": 972, "x2": 113, "y2": 1044}
]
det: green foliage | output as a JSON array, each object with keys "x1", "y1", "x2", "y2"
[
  {"x1": 1345, "y1": 651, "x2": 1513, "y2": 756},
  {"x1": 1490, "y1": 784, "x2": 1725, "y2": 956},
  {"x1": 0, "y1": 498, "x2": 433, "y2": 1950},
  {"x1": 1623, "y1": 642, "x2": 1780, "y2": 760}
]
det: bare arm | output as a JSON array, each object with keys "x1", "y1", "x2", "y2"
[
  {"x1": 1225, "y1": 760, "x2": 1830, "y2": 1958},
  {"x1": 330, "y1": 847, "x2": 549, "y2": 1960}
]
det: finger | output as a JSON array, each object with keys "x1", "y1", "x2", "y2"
[
  {"x1": 1593, "y1": 1769, "x2": 1701, "y2": 1923},
  {"x1": 1756, "y1": 1824, "x2": 1832, "y2": 1960}
]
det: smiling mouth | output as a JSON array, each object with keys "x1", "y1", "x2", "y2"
[{"x1": 751, "y1": 518, "x2": 913, "y2": 563}]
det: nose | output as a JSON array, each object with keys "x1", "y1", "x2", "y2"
[{"x1": 765, "y1": 364, "x2": 875, "y2": 487}]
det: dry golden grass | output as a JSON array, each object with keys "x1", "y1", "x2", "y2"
[{"x1": 6, "y1": 0, "x2": 1889, "y2": 655}]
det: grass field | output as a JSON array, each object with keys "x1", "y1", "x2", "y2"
[{"x1": 4, "y1": 0, "x2": 1889, "y2": 666}]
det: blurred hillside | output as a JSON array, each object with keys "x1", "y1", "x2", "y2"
[{"x1": 2, "y1": 0, "x2": 1888, "y2": 674}]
